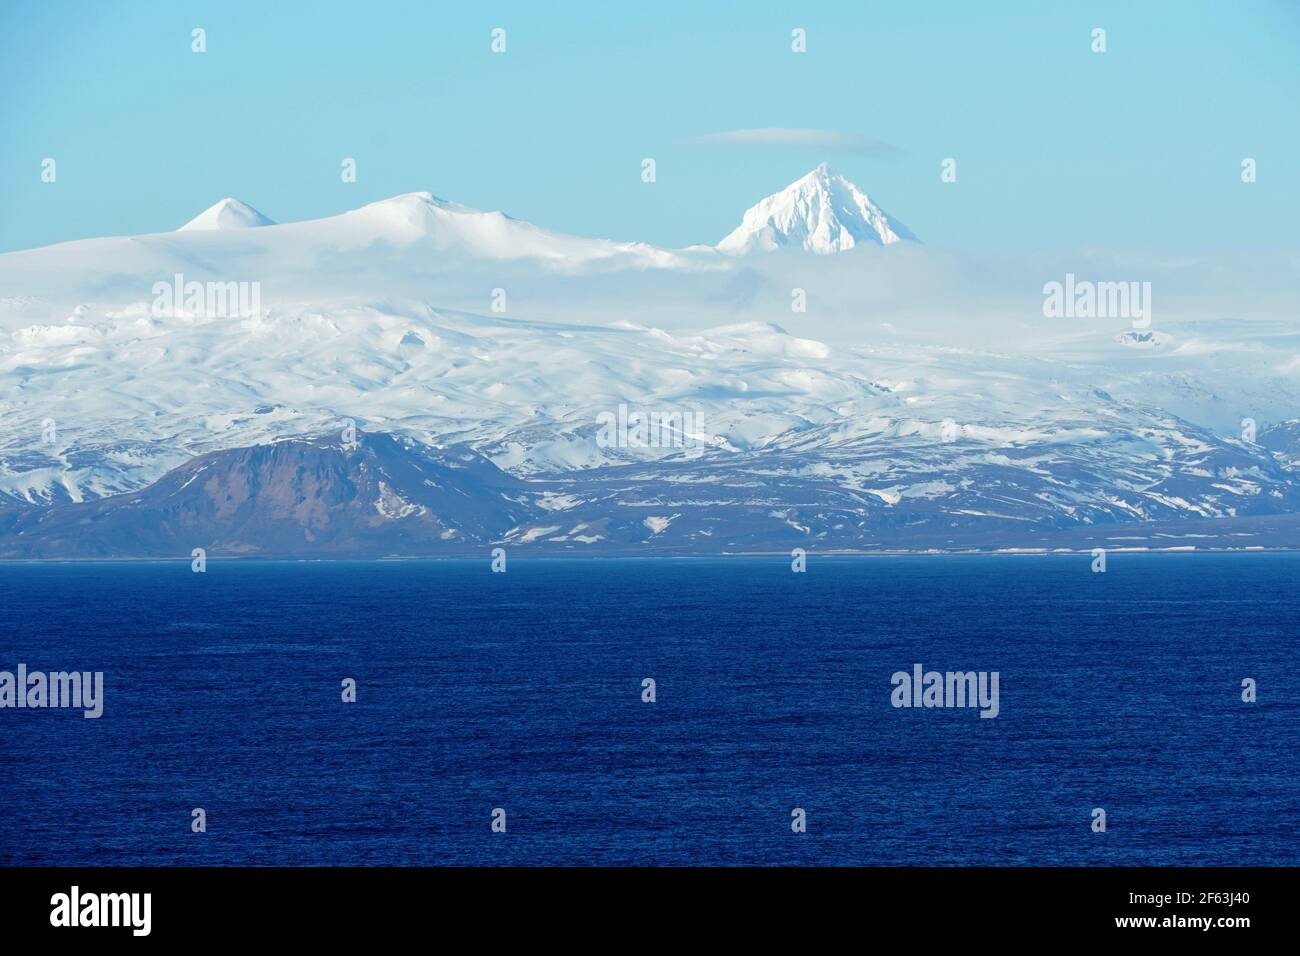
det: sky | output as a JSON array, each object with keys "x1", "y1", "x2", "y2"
[{"x1": 1, "y1": 0, "x2": 1298, "y2": 255}]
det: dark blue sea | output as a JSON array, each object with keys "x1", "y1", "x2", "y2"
[{"x1": 1, "y1": 554, "x2": 1297, "y2": 866}]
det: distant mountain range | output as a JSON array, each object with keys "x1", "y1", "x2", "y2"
[
  {"x1": 178, "y1": 163, "x2": 917, "y2": 254},
  {"x1": 4, "y1": 427, "x2": 1300, "y2": 558},
  {"x1": 2, "y1": 166, "x2": 1298, "y2": 557}
]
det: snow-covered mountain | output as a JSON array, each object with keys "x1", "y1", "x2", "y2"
[
  {"x1": 717, "y1": 163, "x2": 917, "y2": 254},
  {"x1": 178, "y1": 197, "x2": 276, "y2": 231},
  {"x1": 339, "y1": 191, "x2": 692, "y2": 266},
  {"x1": 0, "y1": 189, "x2": 711, "y2": 310},
  {"x1": 1, "y1": 169, "x2": 1296, "y2": 555}
]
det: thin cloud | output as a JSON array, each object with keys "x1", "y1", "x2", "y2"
[{"x1": 682, "y1": 128, "x2": 907, "y2": 158}]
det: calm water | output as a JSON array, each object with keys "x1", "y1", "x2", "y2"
[{"x1": 1, "y1": 554, "x2": 1297, "y2": 866}]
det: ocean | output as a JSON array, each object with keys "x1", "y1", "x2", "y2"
[{"x1": 1, "y1": 554, "x2": 1296, "y2": 866}]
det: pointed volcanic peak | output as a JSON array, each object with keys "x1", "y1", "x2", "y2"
[
  {"x1": 178, "y1": 197, "x2": 276, "y2": 232},
  {"x1": 717, "y1": 163, "x2": 917, "y2": 255}
]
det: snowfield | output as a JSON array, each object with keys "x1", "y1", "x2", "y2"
[{"x1": 1, "y1": 167, "x2": 1298, "y2": 553}]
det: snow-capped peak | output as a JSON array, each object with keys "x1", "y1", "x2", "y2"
[
  {"x1": 717, "y1": 163, "x2": 916, "y2": 254},
  {"x1": 178, "y1": 198, "x2": 276, "y2": 231}
]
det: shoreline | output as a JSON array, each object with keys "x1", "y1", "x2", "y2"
[{"x1": 1, "y1": 547, "x2": 1297, "y2": 564}]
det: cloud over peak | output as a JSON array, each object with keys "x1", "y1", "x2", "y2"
[{"x1": 682, "y1": 128, "x2": 906, "y2": 158}]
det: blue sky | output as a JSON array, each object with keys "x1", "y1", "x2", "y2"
[{"x1": 1, "y1": 0, "x2": 1297, "y2": 254}]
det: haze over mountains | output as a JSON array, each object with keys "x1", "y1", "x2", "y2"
[{"x1": 1, "y1": 166, "x2": 1298, "y2": 557}]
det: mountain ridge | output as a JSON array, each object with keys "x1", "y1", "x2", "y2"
[
  {"x1": 5, "y1": 164, "x2": 910, "y2": 260},
  {"x1": 5, "y1": 426, "x2": 1300, "y2": 558}
]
